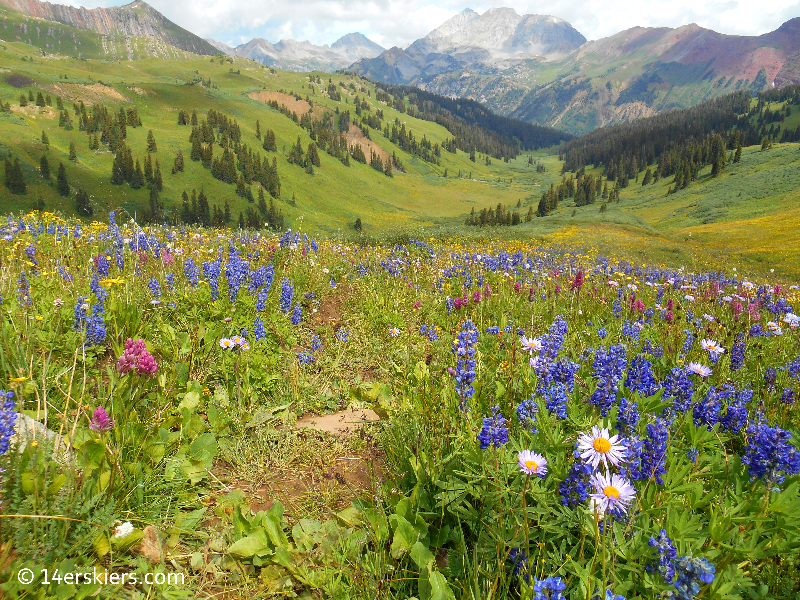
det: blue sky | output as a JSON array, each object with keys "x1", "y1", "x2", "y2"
[{"x1": 70, "y1": 0, "x2": 800, "y2": 48}]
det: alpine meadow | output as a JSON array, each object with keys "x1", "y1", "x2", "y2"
[{"x1": 0, "y1": 1, "x2": 800, "y2": 600}]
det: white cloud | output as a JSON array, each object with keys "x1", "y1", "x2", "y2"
[{"x1": 63, "y1": 0, "x2": 800, "y2": 47}]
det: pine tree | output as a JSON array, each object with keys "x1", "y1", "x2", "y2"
[
  {"x1": 224, "y1": 199, "x2": 230, "y2": 223},
  {"x1": 354, "y1": 217, "x2": 362, "y2": 231},
  {"x1": 35, "y1": 91, "x2": 45, "y2": 107},
  {"x1": 180, "y1": 191, "x2": 192, "y2": 223},
  {"x1": 255, "y1": 120, "x2": 261, "y2": 140},
  {"x1": 257, "y1": 186, "x2": 268, "y2": 216},
  {"x1": 198, "y1": 190, "x2": 210, "y2": 226},
  {"x1": 733, "y1": 144, "x2": 742, "y2": 163},
  {"x1": 69, "y1": 142, "x2": 77, "y2": 161},
  {"x1": 40, "y1": 154, "x2": 50, "y2": 179},
  {"x1": 172, "y1": 148, "x2": 184, "y2": 174},
  {"x1": 238, "y1": 212, "x2": 244, "y2": 229},
  {"x1": 642, "y1": 167, "x2": 652, "y2": 186},
  {"x1": 147, "y1": 130, "x2": 157, "y2": 153},
  {"x1": 5, "y1": 157, "x2": 27, "y2": 194},
  {"x1": 56, "y1": 162, "x2": 70, "y2": 196},
  {"x1": 75, "y1": 189, "x2": 93, "y2": 216},
  {"x1": 27, "y1": 90, "x2": 34, "y2": 102},
  {"x1": 19, "y1": 94, "x2": 28, "y2": 107},
  {"x1": 41, "y1": 130, "x2": 49, "y2": 148},
  {"x1": 131, "y1": 159, "x2": 144, "y2": 189},
  {"x1": 144, "y1": 153, "x2": 153, "y2": 181},
  {"x1": 153, "y1": 159, "x2": 162, "y2": 191}
]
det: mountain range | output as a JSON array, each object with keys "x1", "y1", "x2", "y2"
[
  {"x1": 1, "y1": 0, "x2": 800, "y2": 135},
  {"x1": 352, "y1": 9, "x2": 800, "y2": 134},
  {"x1": 206, "y1": 32, "x2": 384, "y2": 72}
]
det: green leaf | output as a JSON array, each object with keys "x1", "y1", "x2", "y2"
[
  {"x1": 179, "y1": 391, "x2": 201, "y2": 411},
  {"x1": 336, "y1": 505, "x2": 362, "y2": 527},
  {"x1": 427, "y1": 571, "x2": 455, "y2": 600},
  {"x1": 93, "y1": 532, "x2": 110, "y2": 558},
  {"x1": 411, "y1": 541, "x2": 434, "y2": 570},
  {"x1": 189, "y1": 433, "x2": 217, "y2": 463},
  {"x1": 389, "y1": 514, "x2": 418, "y2": 559},
  {"x1": 228, "y1": 536, "x2": 269, "y2": 559}
]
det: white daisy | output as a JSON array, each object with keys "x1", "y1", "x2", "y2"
[
  {"x1": 687, "y1": 362, "x2": 712, "y2": 377},
  {"x1": 700, "y1": 339, "x2": 725, "y2": 357},
  {"x1": 589, "y1": 473, "x2": 636, "y2": 516},
  {"x1": 576, "y1": 425, "x2": 627, "y2": 471},
  {"x1": 783, "y1": 313, "x2": 800, "y2": 328},
  {"x1": 520, "y1": 336, "x2": 543, "y2": 354},
  {"x1": 219, "y1": 338, "x2": 234, "y2": 349},
  {"x1": 517, "y1": 449, "x2": 548, "y2": 478},
  {"x1": 389, "y1": 327, "x2": 401, "y2": 337}
]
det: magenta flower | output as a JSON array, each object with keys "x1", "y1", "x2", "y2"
[
  {"x1": 89, "y1": 406, "x2": 115, "y2": 432},
  {"x1": 117, "y1": 338, "x2": 158, "y2": 377}
]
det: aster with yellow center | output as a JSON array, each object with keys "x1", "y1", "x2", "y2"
[
  {"x1": 517, "y1": 449, "x2": 548, "y2": 478},
  {"x1": 589, "y1": 472, "x2": 636, "y2": 516},
  {"x1": 577, "y1": 425, "x2": 627, "y2": 471}
]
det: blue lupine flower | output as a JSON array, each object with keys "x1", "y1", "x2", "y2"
[
  {"x1": 149, "y1": 277, "x2": 162, "y2": 297},
  {"x1": 638, "y1": 418, "x2": 669, "y2": 484},
  {"x1": 781, "y1": 388, "x2": 795, "y2": 405},
  {"x1": 597, "y1": 327, "x2": 607, "y2": 339},
  {"x1": 477, "y1": 405, "x2": 508, "y2": 449},
  {"x1": 202, "y1": 260, "x2": 222, "y2": 301},
  {"x1": 543, "y1": 382, "x2": 568, "y2": 418},
  {"x1": 256, "y1": 286, "x2": 269, "y2": 312},
  {"x1": 742, "y1": 419, "x2": 800, "y2": 487},
  {"x1": 311, "y1": 335, "x2": 322, "y2": 352},
  {"x1": 672, "y1": 556, "x2": 715, "y2": 600},
  {"x1": 279, "y1": 279, "x2": 294, "y2": 313},
  {"x1": 647, "y1": 529, "x2": 677, "y2": 584},
  {"x1": 335, "y1": 328, "x2": 349, "y2": 343},
  {"x1": 484, "y1": 326, "x2": 500, "y2": 334},
  {"x1": 559, "y1": 452, "x2": 594, "y2": 507},
  {"x1": 531, "y1": 575, "x2": 566, "y2": 600},
  {"x1": 452, "y1": 319, "x2": 479, "y2": 409},
  {"x1": 296, "y1": 352, "x2": 315, "y2": 366},
  {"x1": 661, "y1": 367, "x2": 694, "y2": 414},
  {"x1": 253, "y1": 317, "x2": 266, "y2": 342},
  {"x1": 291, "y1": 303, "x2": 302, "y2": 325},
  {"x1": 588, "y1": 344, "x2": 627, "y2": 416},
  {"x1": 720, "y1": 387, "x2": 751, "y2": 434},
  {"x1": 166, "y1": 273, "x2": 175, "y2": 291},
  {"x1": 687, "y1": 448, "x2": 699, "y2": 463},
  {"x1": 516, "y1": 395, "x2": 539, "y2": 434},
  {"x1": 0, "y1": 391, "x2": 18, "y2": 455},
  {"x1": 625, "y1": 355, "x2": 659, "y2": 397}
]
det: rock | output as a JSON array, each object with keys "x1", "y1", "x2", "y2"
[
  {"x1": 134, "y1": 525, "x2": 163, "y2": 564},
  {"x1": 10, "y1": 414, "x2": 70, "y2": 457},
  {"x1": 294, "y1": 409, "x2": 379, "y2": 435}
]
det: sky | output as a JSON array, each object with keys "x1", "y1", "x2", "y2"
[{"x1": 70, "y1": 0, "x2": 800, "y2": 48}]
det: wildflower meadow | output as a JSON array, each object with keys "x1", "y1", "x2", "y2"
[{"x1": 1, "y1": 211, "x2": 799, "y2": 600}]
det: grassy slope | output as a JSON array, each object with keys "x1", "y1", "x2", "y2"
[{"x1": 0, "y1": 39, "x2": 563, "y2": 233}]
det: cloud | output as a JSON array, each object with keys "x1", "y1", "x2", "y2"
[{"x1": 63, "y1": 0, "x2": 800, "y2": 47}]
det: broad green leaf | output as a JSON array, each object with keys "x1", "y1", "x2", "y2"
[{"x1": 228, "y1": 536, "x2": 268, "y2": 558}]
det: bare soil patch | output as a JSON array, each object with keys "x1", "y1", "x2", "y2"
[
  {"x1": 247, "y1": 90, "x2": 327, "y2": 119},
  {"x1": 346, "y1": 127, "x2": 390, "y2": 165},
  {"x1": 44, "y1": 82, "x2": 130, "y2": 104}
]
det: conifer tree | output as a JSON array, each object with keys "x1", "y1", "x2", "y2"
[
  {"x1": 256, "y1": 120, "x2": 261, "y2": 139},
  {"x1": 69, "y1": 142, "x2": 77, "y2": 161},
  {"x1": 35, "y1": 91, "x2": 45, "y2": 107},
  {"x1": 19, "y1": 94, "x2": 28, "y2": 107},
  {"x1": 75, "y1": 189, "x2": 93, "y2": 216},
  {"x1": 153, "y1": 159, "x2": 162, "y2": 191},
  {"x1": 40, "y1": 154, "x2": 50, "y2": 179},
  {"x1": 41, "y1": 130, "x2": 49, "y2": 148},
  {"x1": 733, "y1": 144, "x2": 742, "y2": 163},
  {"x1": 56, "y1": 162, "x2": 70, "y2": 196},
  {"x1": 131, "y1": 159, "x2": 144, "y2": 189},
  {"x1": 147, "y1": 130, "x2": 157, "y2": 153},
  {"x1": 224, "y1": 199, "x2": 230, "y2": 223},
  {"x1": 172, "y1": 148, "x2": 185, "y2": 174},
  {"x1": 144, "y1": 153, "x2": 153, "y2": 181}
]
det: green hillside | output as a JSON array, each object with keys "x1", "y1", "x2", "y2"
[{"x1": 0, "y1": 38, "x2": 566, "y2": 234}]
